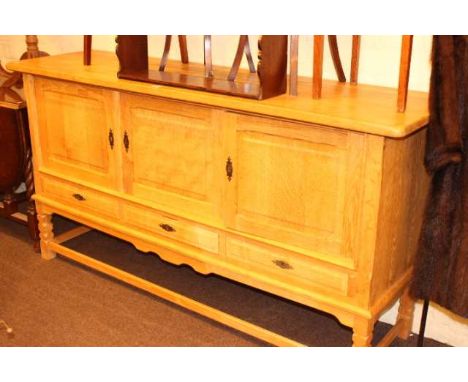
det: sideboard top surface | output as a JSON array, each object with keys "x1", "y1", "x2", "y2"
[{"x1": 8, "y1": 51, "x2": 429, "y2": 138}]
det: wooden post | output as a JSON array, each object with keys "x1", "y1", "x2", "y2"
[
  {"x1": 83, "y1": 35, "x2": 92, "y2": 65},
  {"x1": 289, "y1": 35, "x2": 299, "y2": 96},
  {"x1": 397, "y1": 35, "x2": 413, "y2": 112},
  {"x1": 312, "y1": 35, "x2": 324, "y2": 99},
  {"x1": 350, "y1": 35, "x2": 361, "y2": 85}
]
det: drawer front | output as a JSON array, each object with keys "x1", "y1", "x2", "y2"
[
  {"x1": 225, "y1": 236, "x2": 349, "y2": 296},
  {"x1": 40, "y1": 176, "x2": 121, "y2": 219},
  {"x1": 124, "y1": 204, "x2": 219, "y2": 254}
]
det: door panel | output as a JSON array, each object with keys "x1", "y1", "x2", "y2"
[
  {"x1": 34, "y1": 78, "x2": 118, "y2": 189},
  {"x1": 121, "y1": 94, "x2": 223, "y2": 224},
  {"x1": 227, "y1": 114, "x2": 367, "y2": 267}
]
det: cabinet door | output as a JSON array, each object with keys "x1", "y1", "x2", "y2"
[
  {"x1": 226, "y1": 113, "x2": 368, "y2": 268},
  {"x1": 34, "y1": 78, "x2": 119, "y2": 189},
  {"x1": 120, "y1": 94, "x2": 223, "y2": 224}
]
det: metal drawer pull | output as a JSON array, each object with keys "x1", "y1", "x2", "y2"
[
  {"x1": 272, "y1": 259, "x2": 293, "y2": 270},
  {"x1": 159, "y1": 223, "x2": 176, "y2": 232},
  {"x1": 72, "y1": 193, "x2": 86, "y2": 201}
]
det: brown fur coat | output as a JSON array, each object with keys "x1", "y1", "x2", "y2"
[{"x1": 411, "y1": 36, "x2": 468, "y2": 318}]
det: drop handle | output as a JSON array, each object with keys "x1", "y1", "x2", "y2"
[
  {"x1": 72, "y1": 193, "x2": 86, "y2": 201},
  {"x1": 159, "y1": 223, "x2": 176, "y2": 232},
  {"x1": 272, "y1": 259, "x2": 293, "y2": 270}
]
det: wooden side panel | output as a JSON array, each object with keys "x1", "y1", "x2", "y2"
[
  {"x1": 120, "y1": 93, "x2": 223, "y2": 224},
  {"x1": 226, "y1": 113, "x2": 368, "y2": 269},
  {"x1": 33, "y1": 78, "x2": 119, "y2": 189},
  {"x1": 370, "y1": 128, "x2": 430, "y2": 305}
]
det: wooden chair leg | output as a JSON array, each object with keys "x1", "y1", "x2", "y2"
[
  {"x1": 228, "y1": 35, "x2": 249, "y2": 82},
  {"x1": 204, "y1": 35, "x2": 213, "y2": 78},
  {"x1": 178, "y1": 35, "x2": 189, "y2": 64},
  {"x1": 350, "y1": 35, "x2": 361, "y2": 85},
  {"x1": 397, "y1": 35, "x2": 413, "y2": 112},
  {"x1": 159, "y1": 35, "x2": 172, "y2": 72},
  {"x1": 312, "y1": 35, "x2": 325, "y2": 99},
  {"x1": 83, "y1": 35, "x2": 92, "y2": 66},
  {"x1": 328, "y1": 35, "x2": 346, "y2": 82},
  {"x1": 289, "y1": 35, "x2": 299, "y2": 96},
  {"x1": 244, "y1": 36, "x2": 256, "y2": 74}
]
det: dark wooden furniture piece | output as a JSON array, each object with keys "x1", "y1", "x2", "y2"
[
  {"x1": 0, "y1": 35, "x2": 46, "y2": 251},
  {"x1": 0, "y1": 86, "x2": 39, "y2": 250},
  {"x1": 115, "y1": 35, "x2": 288, "y2": 100},
  {"x1": 83, "y1": 35, "x2": 92, "y2": 65}
]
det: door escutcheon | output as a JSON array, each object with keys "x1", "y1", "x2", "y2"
[
  {"x1": 108, "y1": 129, "x2": 114, "y2": 149},
  {"x1": 123, "y1": 131, "x2": 130, "y2": 152},
  {"x1": 226, "y1": 156, "x2": 233, "y2": 181}
]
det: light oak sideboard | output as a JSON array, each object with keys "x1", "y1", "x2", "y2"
[{"x1": 8, "y1": 51, "x2": 430, "y2": 346}]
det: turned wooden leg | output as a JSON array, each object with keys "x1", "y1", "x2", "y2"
[
  {"x1": 24, "y1": 144, "x2": 40, "y2": 252},
  {"x1": 396, "y1": 286, "x2": 415, "y2": 340},
  {"x1": 37, "y1": 211, "x2": 56, "y2": 260},
  {"x1": 352, "y1": 317, "x2": 375, "y2": 347}
]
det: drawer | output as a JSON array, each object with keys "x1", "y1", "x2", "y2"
[
  {"x1": 225, "y1": 237, "x2": 349, "y2": 295},
  {"x1": 40, "y1": 176, "x2": 121, "y2": 219},
  {"x1": 124, "y1": 204, "x2": 219, "y2": 254}
]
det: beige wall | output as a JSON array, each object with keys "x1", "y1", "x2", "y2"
[{"x1": 1, "y1": 35, "x2": 466, "y2": 346}]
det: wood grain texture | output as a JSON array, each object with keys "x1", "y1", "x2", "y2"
[
  {"x1": 120, "y1": 93, "x2": 223, "y2": 224},
  {"x1": 370, "y1": 128, "x2": 429, "y2": 306},
  {"x1": 17, "y1": 55, "x2": 430, "y2": 346},
  {"x1": 7, "y1": 51, "x2": 429, "y2": 138},
  {"x1": 32, "y1": 78, "x2": 120, "y2": 190}
]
